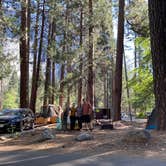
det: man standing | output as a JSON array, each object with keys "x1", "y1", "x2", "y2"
[
  {"x1": 76, "y1": 102, "x2": 83, "y2": 130},
  {"x1": 82, "y1": 98, "x2": 93, "y2": 130},
  {"x1": 70, "y1": 103, "x2": 76, "y2": 130},
  {"x1": 62, "y1": 103, "x2": 70, "y2": 131}
]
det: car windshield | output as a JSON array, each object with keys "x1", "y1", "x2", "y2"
[{"x1": 0, "y1": 109, "x2": 21, "y2": 116}]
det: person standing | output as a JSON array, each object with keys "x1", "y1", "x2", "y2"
[
  {"x1": 82, "y1": 98, "x2": 93, "y2": 130},
  {"x1": 70, "y1": 103, "x2": 76, "y2": 130},
  {"x1": 56, "y1": 106, "x2": 63, "y2": 130},
  {"x1": 76, "y1": 102, "x2": 83, "y2": 130},
  {"x1": 62, "y1": 103, "x2": 70, "y2": 131}
]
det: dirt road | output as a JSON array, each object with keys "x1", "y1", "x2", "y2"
[
  {"x1": 0, "y1": 149, "x2": 166, "y2": 166},
  {"x1": 1, "y1": 121, "x2": 166, "y2": 166}
]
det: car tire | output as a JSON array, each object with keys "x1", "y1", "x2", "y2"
[
  {"x1": 30, "y1": 122, "x2": 35, "y2": 129},
  {"x1": 7, "y1": 126, "x2": 15, "y2": 133}
]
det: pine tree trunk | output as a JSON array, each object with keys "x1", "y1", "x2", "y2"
[
  {"x1": 67, "y1": 86, "x2": 71, "y2": 106},
  {"x1": 43, "y1": 56, "x2": 51, "y2": 106},
  {"x1": 20, "y1": 0, "x2": 29, "y2": 108},
  {"x1": 59, "y1": 2, "x2": 68, "y2": 107},
  {"x1": 59, "y1": 64, "x2": 65, "y2": 107},
  {"x1": 112, "y1": 0, "x2": 125, "y2": 121},
  {"x1": 51, "y1": 61, "x2": 55, "y2": 104},
  {"x1": 134, "y1": 34, "x2": 137, "y2": 71},
  {"x1": 0, "y1": 0, "x2": 2, "y2": 10},
  {"x1": 43, "y1": 23, "x2": 52, "y2": 106},
  {"x1": 30, "y1": 0, "x2": 45, "y2": 111},
  {"x1": 77, "y1": 4, "x2": 83, "y2": 105},
  {"x1": 103, "y1": 67, "x2": 107, "y2": 108},
  {"x1": 133, "y1": 33, "x2": 137, "y2": 114},
  {"x1": 87, "y1": 0, "x2": 94, "y2": 107},
  {"x1": 149, "y1": 0, "x2": 166, "y2": 130},
  {"x1": 0, "y1": 80, "x2": 2, "y2": 110},
  {"x1": 66, "y1": 59, "x2": 71, "y2": 106},
  {"x1": 50, "y1": 20, "x2": 56, "y2": 105},
  {"x1": 30, "y1": 1, "x2": 40, "y2": 112},
  {"x1": 124, "y1": 53, "x2": 132, "y2": 121},
  {"x1": 27, "y1": 0, "x2": 30, "y2": 69},
  {"x1": 0, "y1": 0, "x2": 2, "y2": 40}
]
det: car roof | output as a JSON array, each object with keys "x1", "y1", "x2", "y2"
[{"x1": 3, "y1": 108, "x2": 32, "y2": 112}]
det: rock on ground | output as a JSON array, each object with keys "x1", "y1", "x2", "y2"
[
  {"x1": 75, "y1": 132, "x2": 93, "y2": 142},
  {"x1": 122, "y1": 130, "x2": 151, "y2": 143},
  {"x1": 0, "y1": 136, "x2": 7, "y2": 141},
  {"x1": 41, "y1": 128, "x2": 55, "y2": 141}
]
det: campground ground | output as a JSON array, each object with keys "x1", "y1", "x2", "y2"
[{"x1": 1, "y1": 120, "x2": 166, "y2": 165}]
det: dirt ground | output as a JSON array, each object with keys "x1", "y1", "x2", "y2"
[{"x1": 1, "y1": 121, "x2": 166, "y2": 160}]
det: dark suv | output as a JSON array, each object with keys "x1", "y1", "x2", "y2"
[{"x1": 0, "y1": 108, "x2": 35, "y2": 132}]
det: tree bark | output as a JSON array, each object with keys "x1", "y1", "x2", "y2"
[
  {"x1": 87, "y1": 0, "x2": 94, "y2": 107},
  {"x1": 148, "y1": 0, "x2": 166, "y2": 130},
  {"x1": 77, "y1": 3, "x2": 83, "y2": 105},
  {"x1": 27, "y1": 0, "x2": 31, "y2": 71},
  {"x1": 30, "y1": 0, "x2": 45, "y2": 111},
  {"x1": 124, "y1": 53, "x2": 132, "y2": 121},
  {"x1": 59, "y1": 64, "x2": 65, "y2": 107},
  {"x1": 43, "y1": 23, "x2": 52, "y2": 106},
  {"x1": 51, "y1": 61, "x2": 55, "y2": 104},
  {"x1": 0, "y1": 0, "x2": 2, "y2": 10},
  {"x1": 59, "y1": 2, "x2": 68, "y2": 107},
  {"x1": 20, "y1": 0, "x2": 29, "y2": 108},
  {"x1": 103, "y1": 67, "x2": 107, "y2": 108},
  {"x1": 133, "y1": 33, "x2": 137, "y2": 114},
  {"x1": 112, "y1": 0, "x2": 125, "y2": 121},
  {"x1": 30, "y1": 1, "x2": 40, "y2": 112},
  {"x1": 51, "y1": 21, "x2": 56, "y2": 104}
]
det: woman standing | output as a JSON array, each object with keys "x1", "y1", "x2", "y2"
[{"x1": 76, "y1": 103, "x2": 83, "y2": 130}]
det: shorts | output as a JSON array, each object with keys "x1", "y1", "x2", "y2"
[{"x1": 82, "y1": 115, "x2": 91, "y2": 123}]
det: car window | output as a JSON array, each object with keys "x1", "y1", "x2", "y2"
[
  {"x1": 0, "y1": 109, "x2": 21, "y2": 116},
  {"x1": 27, "y1": 111, "x2": 32, "y2": 117},
  {"x1": 20, "y1": 110, "x2": 27, "y2": 117}
]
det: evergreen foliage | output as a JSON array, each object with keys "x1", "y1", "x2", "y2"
[{"x1": 0, "y1": 0, "x2": 155, "y2": 119}]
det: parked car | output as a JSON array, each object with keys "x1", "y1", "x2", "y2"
[{"x1": 0, "y1": 108, "x2": 35, "y2": 132}]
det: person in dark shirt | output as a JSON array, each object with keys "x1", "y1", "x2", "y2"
[
  {"x1": 70, "y1": 103, "x2": 76, "y2": 130},
  {"x1": 76, "y1": 102, "x2": 83, "y2": 130},
  {"x1": 62, "y1": 103, "x2": 70, "y2": 131}
]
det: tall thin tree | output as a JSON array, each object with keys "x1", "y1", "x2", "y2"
[
  {"x1": 124, "y1": 53, "x2": 132, "y2": 121},
  {"x1": 20, "y1": 0, "x2": 29, "y2": 108},
  {"x1": 30, "y1": 0, "x2": 40, "y2": 112},
  {"x1": 59, "y1": 63, "x2": 65, "y2": 107},
  {"x1": 0, "y1": 0, "x2": 2, "y2": 10},
  {"x1": 112, "y1": 0, "x2": 125, "y2": 121},
  {"x1": 51, "y1": 60, "x2": 56, "y2": 104},
  {"x1": 51, "y1": 21, "x2": 56, "y2": 104},
  {"x1": 30, "y1": 0, "x2": 45, "y2": 112},
  {"x1": 77, "y1": 2, "x2": 83, "y2": 105},
  {"x1": 43, "y1": 23, "x2": 52, "y2": 106},
  {"x1": 59, "y1": 1, "x2": 69, "y2": 107},
  {"x1": 87, "y1": 0, "x2": 94, "y2": 107}
]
